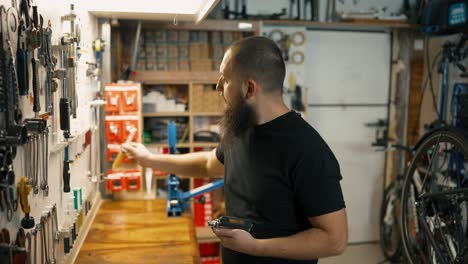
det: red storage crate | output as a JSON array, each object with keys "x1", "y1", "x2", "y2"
[
  {"x1": 105, "y1": 116, "x2": 123, "y2": 143},
  {"x1": 106, "y1": 170, "x2": 126, "y2": 192},
  {"x1": 125, "y1": 170, "x2": 142, "y2": 191},
  {"x1": 105, "y1": 89, "x2": 122, "y2": 113},
  {"x1": 122, "y1": 88, "x2": 139, "y2": 112},
  {"x1": 121, "y1": 116, "x2": 139, "y2": 142}
]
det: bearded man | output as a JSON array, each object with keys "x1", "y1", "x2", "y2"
[{"x1": 123, "y1": 36, "x2": 348, "y2": 264}]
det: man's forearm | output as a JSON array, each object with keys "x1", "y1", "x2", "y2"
[
  {"x1": 256, "y1": 227, "x2": 346, "y2": 260},
  {"x1": 141, "y1": 151, "x2": 215, "y2": 178}
]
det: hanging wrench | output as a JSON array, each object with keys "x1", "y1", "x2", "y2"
[
  {"x1": 41, "y1": 214, "x2": 50, "y2": 264},
  {"x1": 31, "y1": 227, "x2": 38, "y2": 264},
  {"x1": 40, "y1": 128, "x2": 49, "y2": 196},
  {"x1": 46, "y1": 204, "x2": 58, "y2": 263},
  {"x1": 25, "y1": 232, "x2": 31, "y2": 264}
]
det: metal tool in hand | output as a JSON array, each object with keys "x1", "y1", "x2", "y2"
[{"x1": 208, "y1": 216, "x2": 253, "y2": 232}]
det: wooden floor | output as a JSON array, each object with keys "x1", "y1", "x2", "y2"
[{"x1": 76, "y1": 199, "x2": 200, "y2": 264}]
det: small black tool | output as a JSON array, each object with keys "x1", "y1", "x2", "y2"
[{"x1": 208, "y1": 216, "x2": 253, "y2": 232}]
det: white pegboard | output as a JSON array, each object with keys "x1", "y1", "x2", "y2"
[{"x1": 0, "y1": 0, "x2": 103, "y2": 261}]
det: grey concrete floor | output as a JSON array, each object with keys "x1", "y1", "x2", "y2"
[{"x1": 320, "y1": 242, "x2": 389, "y2": 264}]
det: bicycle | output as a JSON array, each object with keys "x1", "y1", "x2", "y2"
[{"x1": 400, "y1": 33, "x2": 468, "y2": 264}]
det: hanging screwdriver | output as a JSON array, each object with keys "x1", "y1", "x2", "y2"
[{"x1": 63, "y1": 145, "x2": 70, "y2": 193}]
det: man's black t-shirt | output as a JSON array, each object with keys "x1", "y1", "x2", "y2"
[{"x1": 216, "y1": 111, "x2": 345, "y2": 264}]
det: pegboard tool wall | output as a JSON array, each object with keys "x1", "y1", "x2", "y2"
[{"x1": 0, "y1": 0, "x2": 102, "y2": 257}]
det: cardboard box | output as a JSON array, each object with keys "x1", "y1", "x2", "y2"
[
  {"x1": 190, "y1": 31, "x2": 199, "y2": 42},
  {"x1": 179, "y1": 60, "x2": 190, "y2": 71},
  {"x1": 178, "y1": 44, "x2": 189, "y2": 58},
  {"x1": 156, "y1": 44, "x2": 168, "y2": 58},
  {"x1": 168, "y1": 44, "x2": 179, "y2": 58},
  {"x1": 168, "y1": 60, "x2": 178, "y2": 71},
  {"x1": 167, "y1": 30, "x2": 178, "y2": 43},
  {"x1": 211, "y1": 44, "x2": 224, "y2": 59},
  {"x1": 222, "y1": 32, "x2": 233, "y2": 43},
  {"x1": 210, "y1": 31, "x2": 222, "y2": 44},
  {"x1": 191, "y1": 59, "x2": 213, "y2": 71},
  {"x1": 155, "y1": 30, "x2": 167, "y2": 43},
  {"x1": 179, "y1": 31, "x2": 189, "y2": 42},
  {"x1": 198, "y1": 31, "x2": 209, "y2": 43},
  {"x1": 145, "y1": 59, "x2": 156, "y2": 71},
  {"x1": 156, "y1": 59, "x2": 168, "y2": 71}
]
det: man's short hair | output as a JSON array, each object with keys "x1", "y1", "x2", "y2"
[{"x1": 228, "y1": 36, "x2": 285, "y2": 94}]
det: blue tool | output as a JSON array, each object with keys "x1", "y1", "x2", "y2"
[{"x1": 166, "y1": 121, "x2": 224, "y2": 217}]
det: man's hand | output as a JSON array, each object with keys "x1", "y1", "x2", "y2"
[
  {"x1": 213, "y1": 228, "x2": 262, "y2": 256},
  {"x1": 121, "y1": 142, "x2": 152, "y2": 166}
]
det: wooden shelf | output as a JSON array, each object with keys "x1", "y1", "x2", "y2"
[
  {"x1": 131, "y1": 71, "x2": 220, "y2": 84},
  {"x1": 192, "y1": 112, "x2": 223, "y2": 117},
  {"x1": 193, "y1": 142, "x2": 219, "y2": 148},
  {"x1": 196, "y1": 226, "x2": 220, "y2": 243},
  {"x1": 142, "y1": 112, "x2": 190, "y2": 117},
  {"x1": 120, "y1": 19, "x2": 261, "y2": 33},
  {"x1": 263, "y1": 19, "x2": 417, "y2": 31}
]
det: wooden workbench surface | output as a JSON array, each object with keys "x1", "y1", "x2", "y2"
[{"x1": 76, "y1": 199, "x2": 200, "y2": 264}]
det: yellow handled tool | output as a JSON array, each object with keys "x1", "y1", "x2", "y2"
[
  {"x1": 112, "y1": 127, "x2": 137, "y2": 169},
  {"x1": 18, "y1": 176, "x2": 35, "y2": 229}
]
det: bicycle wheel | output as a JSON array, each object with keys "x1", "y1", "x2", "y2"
[
  {"x1": 380, "y1": 181, "x2": 403, "y2": 261},
  {"x1": 401, "y1": 128, "x2": 468, "y2": 264}
]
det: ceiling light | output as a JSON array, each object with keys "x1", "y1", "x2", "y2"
[{"x1": 87, "y1": 0, "x2": 220, "y2": 24}]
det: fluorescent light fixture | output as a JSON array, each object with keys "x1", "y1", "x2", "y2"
[
  {"x1": 238, "y1": 22, "x2": 253, "y2": 29},
  {"x1": 87, "y1": 0, "x2": 220, "y2": 24}
]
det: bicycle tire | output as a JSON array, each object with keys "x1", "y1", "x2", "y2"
[
  {"x1": 401, "y1": 128, "x2": 468, "y2": 264},
  {"x1": 380, "y1": 181, "x2": 403, "y2": 261}
]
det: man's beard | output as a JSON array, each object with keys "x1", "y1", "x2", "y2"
[{"x1": 219, "y1": 95, "x2": 256, "y2": 145}]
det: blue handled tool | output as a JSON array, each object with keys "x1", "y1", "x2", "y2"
[{"x1": 166, "y1": 121, "x2": 224, "y2": 217}]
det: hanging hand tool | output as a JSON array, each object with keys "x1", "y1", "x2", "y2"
[
  {"x1": 41, "y1": 20, "x2": 59, "y2": 115},
  {"x1": 40, "y1": 128, "x2": 49, "y2": 196},
  {"x1": 63, "y1": 145, "x2": 70, "y2": 192},
  {"x1": 31, "y1": 57, "x2": 40, "y2": 114},
  {"x1": 0, "y1": 4, "x2": 27, "y2": 219},
  {"x1": 17, "y1": 0, "x2": 30, "y2": 96},
  {"x1": 12, "y1": 228, "x2": 28, "y2": 264},
  {"x1": 18, "y1": 176, "x2": 34, "y2": 229},
  {"x1": 1, "y1": 183, "x2": 13, "y2": 221},
  {"x1": 30, "y1": 4, "x2": 42, "y2": 116},
  {"x1": 46, "y1": 204, "x2": 58, "y2": 263},
  {"x1": 40, "y1": 214, "x2": 50, "y2": 264},
  {"x1": 60, "y1": 4, "x2": 80, "y2": 122},
  {"x1": 0, "y1": 229, "x2": 12, "y2": 264},
  {"x1": 31, "y1": 225, "x2": 38, "y2": 264},
  {"x1": 296, "y1": 0, "x2": 301, "y2": 20}
]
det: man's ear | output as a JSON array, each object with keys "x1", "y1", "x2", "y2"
[{"x1": 244, "y1": 79, "x2": 257, "y2": 100}]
